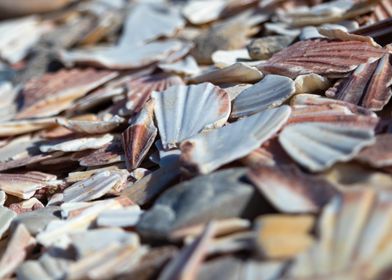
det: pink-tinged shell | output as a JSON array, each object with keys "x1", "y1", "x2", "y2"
[
  {"x1": 258, "y1": 40, "x2": 386, "y2": 78},
  {"x1": 16, "y1": 68, "x2": 118, "y2": 119},
  {"x1": 326, "y1": 53, "x2": 392, "y2": 111},
  {"x1": 248, "y1": 165, "x2": 338, "y2": 213},
  {"x1": 122, "y1": 102, "x2": 157, "y2": 171},
  {"x1": 126, "y1": 73, "x2": 183, "y2": 115}
]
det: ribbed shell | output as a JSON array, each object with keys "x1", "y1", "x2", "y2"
[
  {"x1": 152, "y1": 82, "x2": 231, "y2": 150},
  {"x1": 258, "y1": 40, "x2": 386, "y2": 78},
  {"x1": 180, "y1": 106, "x2": 291, "y2": 175},
  {"x1": 279, "y1": 122, "x2": 375, "y2": 172},
  {"x1": 232, "y1": 75, "x2": 295, "y2": 118}
]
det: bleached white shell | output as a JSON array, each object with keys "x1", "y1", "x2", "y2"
[
  {"x1": 279, "y1": 122, "x2": 375, "y2": 172},
  {"x1": 180, "y1": 106, "x2": 291, "y2": 174},
  {"x1": 232, "y1": 75, "x2": 295, "y2": 118},
  {"x1": 63, "y1": 171, "x2": 126, "y2": 203},
  {"x1": 119, "y1": 4, "x2": 185, "y2": 46},
  {"x1": 211, "y1": 49, "x2": 251, "y2": 68},
  {"x1": 158, "y1": 56, "x2": 200, "y2": 76},
  {"x1": 152, "y1": 82, "x2": 231, "y2": 150},
  {"x1": 182, "y1": 0, "x2": 226, "y2": 25},
  {"x1": 40, "y1": 134, "x2": 114, "y2": 153}
]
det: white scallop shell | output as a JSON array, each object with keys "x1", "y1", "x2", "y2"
[
  {"x1": 152, "y1": 82, "x2": 231, "y2": 150},
  {"x1": 279, "y1": 122, "x2": 375, "y2": 172}
]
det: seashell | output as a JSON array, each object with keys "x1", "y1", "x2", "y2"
[
  {"x1": 182, "y1": 0, "x2": 226, "y2": 25},
  {"x1": 231, "y1": 75, "x2": 295, "y2": 118},
  {"x1": 155, "y1": 140, "x2": 181, "y2": 167},
  {"x1": 121, "y1": 160, "x2": 181, "y2": 205},
  {"x1": 222, "y1": 83, "x2": 252, "y2": 101},
  {"x1": 356, "y1": 134, "x2": 392, "y2": 168},
  {"x1": 0, "y1": 16, "x2": 46, "y2": 63},
  {"x1": 247, "y1": 35, "x2": 294, "y2": 60},
  {"x1": 0, "y1": 224, "x2": 35, "y2": 279},
  {"x1": 0, "y1": 118, "x2": 57, "y2": 137},
  {"x1": 294, "y1": 73, "x2": 330, "y2": 94},
  {"x1": 353, "y1": 17, "x2": 392, "y2": 46},
  {"x1": 119, "y1": 3, "x2": 185, "y2": 46},
  {"x1": 16, "y1": 68, "x2": 118, "y2": 119},
  {"x1": 40, "y1": 134, "x2": 114, "y2": 153},
  {"x1": 0, "y1": 207, "x2": 16, "y2": 239},
  {"x1": 279, "y1": 122, "x2": 376, "y2": 172},
  {"x1": 56, "y1": 115, "x2": 124, "y2": 134},
  {"x1": 0, "y1": 0, "x2": 73, "y2": 18},
  {"x1": 158, "y1": 56, "x2": 201, "y2": 76},
  {"x1": 255, "y1": 215, "x2": 314, "y2": 259},
  {"x1": 9, "y1": 198, "x2": 44, "y2": 214},
  {"x1": 211, "y1": 49, "x2": 251, "y2": 68},
  {"x1": 318, "y1": 28, "x2": 380, "y2": 47},
  {"x1": 159, "y1": 222, "x2": 216, "y2": 280},
  {"x1": 59, "y1": 40, "x2": 185, "y2": 70},
  {"x1": 258, "y1": 39, "x2": 387, "y2": 78},
  {"x1": 152, "y1": 82, "x2": 230, "y2": 150},
  {"x1": 0, "y1": 171, "x2": 58, "y2": 199},
  {"x1": 188, "y1": 62, "x2": 263, "y2": 84},
  {"x1": 288, "y1": 189, "x2": 392, "y2": 279},
  {"x1": 69, "y1": 228, "x2": 139, "y2": 259},
  {"x1": 63, "y1": 170, "x2": 127, "y2": 203},
  {"x1": 122, "y1": 102, "x2": 157, "y2": 170},
  {"x1": 326, "y1": 53, "x2": 392, "y2": 111},
  {"x1": 96, "y1": 206, "x2": 143, "y2": 228},
  {"x1": 180, "y1": 106, "x2": 291, "y2": 175},
  {"x1": 191, "y1": 12, "x2": 265, "y2": 64},
  {"x1": 248, "y1": 165, "x2": 338, "y2": 213},
  {"x1": 126, "y1": 73, "x2": 183, "y2": 115}
]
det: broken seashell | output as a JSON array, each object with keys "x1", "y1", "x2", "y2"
[
  {"x1": 182, "y1": 0, "x2": 226, "y2": 25},
  {"x1": 248, "y1": 165, "x2": 338, "y2": 213},
  {"x1": 40, "y1": 134, "x2": 114, "y2": 153},
  {"x1": 211, "y1": 49, "x2": 251, "y2": 68},
  {"x1": 294, "y1": 73, "x2": 330, "y2": 94},
  {"x1": 56, "y1": 115, "x2": 124, "y2": 134},
  {"x1": 247, "y1": 35, "x2": 294, "y2": 60},
  {"x1": 188, "y1": 62, "x2": 263, "y2": 85},
  {"x1": 122, "y1": 102, "x2": 157, "y2": 170},
  {"x1": 279, "y1": 122, "x2": 375, "y2": 172},
  {"x1": 180, "y1": 106, "x2": 291, "y2": 175},
  {"x1": 96, "y1": 206, "x2": 143, "y2": 228},
  {"x1": 231, "y1": 74, "x2": 295, "y2": 118},
  {"x1": 152, "y1": 82, "x2": 230, "y2": 150},
  {"x1": 0, "y1": 117, "x2": 57, "y2": 137},
  {"x1": 0, "y1": 207, "x2": 16, "y2": 239},
  {"x1": 158, "y1": 56, "x2": 201, "y2": 76},
  {"x1": 356, "y1": 134, "x2": 392, "y2": 168}
]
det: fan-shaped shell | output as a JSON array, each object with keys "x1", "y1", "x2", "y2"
[
  {"x1": 152, "y1": 82, "x2": 231, "y2": 150},
  {"x1": 180, "y1": 106, "x2": 291, "y2": 175},
  {"x1": 231, "y1": 74, "x2": 295, "y2": 118},
  {"x1": 279, "y1": 122, "x2": 375, "y2": 172}
]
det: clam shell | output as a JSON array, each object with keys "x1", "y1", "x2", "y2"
[
  {"x1": 248, "y1": 165, "x2": 338, "y2": 213},
  {"x1": 119, "y1": 3, "x2": 184, "y2": 46},
  {"x1": 56, "y1": 115, "x2": 124, "y2": 134},
  {"x1": 279, "y1": 122, "x2": 375, "y2": 172},
  {"x1": 231, "y1": 75, "x2": 295, "y2": 118},
  {"x1": 180, "y1": 106, "x2": 291, "y2": 175},
  {"x1": 63, "y1": 170, "x2": 127, "y2": 203},
  {"x1": 152, "y1": 82, "x2": 230, "y2": 150},
  {"x1": 188, "y1": 62, "x2": 263, "y2": 84},
  {"x1": 16, "y1": 68, "x2": 118, "y2": 119},
  {"x1": 59, "y1": 40, "x2": 185, "y2": 70},
  {"x1": 40, "y1": 134, "x2": 114, "y2": 153},
  {"x1": 258, "y1": 39, "x2": 386, "y2": 78},
  {"x1": 122, "y1": 102, "x2": 157, "y2": 170}
]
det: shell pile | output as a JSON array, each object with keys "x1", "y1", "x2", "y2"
[{"x1": 0, "y1": 0, "x2": 391, "y2": 279}]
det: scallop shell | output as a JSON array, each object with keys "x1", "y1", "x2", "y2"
[
  {"x1": 16, "y1": 69, "x2": 118, "y2": 119},
  {"x1": 180, "y1": 106, "x2": 291, "y2": 175},
  {"x1": 119, "y1": 3, "x2": 185, "y2": 46},
  {"x1": 231, "y1": 74, "x2": 295, "y2": 118},
  {"x1": 59, "y1": 40, "x2": 185, "y2": 70},
  {"x1": 279, "y1": 122, "x2": 375, "y2": 172},
  {"x1": 248, "y1": 165, "x2": 338, "y2": 213},
  {"x1": 63, "y1": 170, "x2": 127, "y2": 203},
  {"x1": 258, "y1": 39, "x2": 386, "y2": 78},
  {"x1": 152, "y1": 82, "x2": 230, "y2": 150},
  {"x1": 122, "y1": 102, "x2": 157, "y2": 170},
  {"x1": 188, "y1": 62, "x2": 263, "y2": 84}
]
